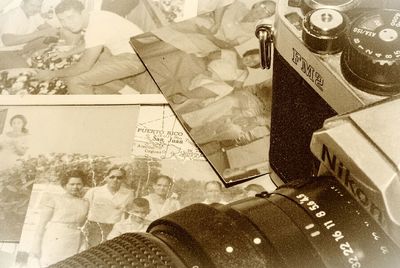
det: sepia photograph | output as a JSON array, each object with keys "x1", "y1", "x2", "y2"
[
  {"x1": 0, "y1": 0, "x2": 161, "y2": 95},
  {"x1": 11, "y1": 103, "x2": 277, "y2": 267},
  {"x1": 0, "y1": 104, "x2": 139, "y2": 243},
  {"x1": 15, "y1": 159, "x2": 276, "y2": 267},
  {"x1": 0, "y1": 0, "x2": 238, "y2": 96},
  {"x1": 131, "y1": 0, "x2": 277, "y2": 183}
]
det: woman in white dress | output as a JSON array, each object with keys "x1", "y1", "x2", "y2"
[{"x1": 31, "y1": 170, "x2": 89, "y2": 267}]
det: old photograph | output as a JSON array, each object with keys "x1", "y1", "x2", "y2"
[
  {"x1": 0, "y1": 104, "x2": 139, "y2": 243},
  {"x1": 15, "y1": 160, "x2": 275, "y2": 267},
  {"x1": 131, "y1": 0, "x2": 276, "y2": 183},
  {"x1": 0, "y1": 0, "x2": 238, "y2": 96},
  {"x1": 0, "y1": 0, "x2": 160, "y2": 95},
  {"x1": 12, "y1": 104, "x2": 277, "y2": 267}
]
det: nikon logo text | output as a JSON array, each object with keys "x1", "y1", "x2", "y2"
[
  {"x1": 321, "y1": 144, "x2": 385, "y2": 225},
  {"x1": 292, "y1": 48, "x2": 324, "y2": 91}
]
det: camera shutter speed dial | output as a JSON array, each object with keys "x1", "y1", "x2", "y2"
[
  {"x1": 341, "y1": 9, "x2": 400, "y2": 96},
  {"x1": 302, "y1": 8, "x2": 349, "y2": 54}
]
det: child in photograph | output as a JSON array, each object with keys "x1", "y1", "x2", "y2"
[
  {"x1": 201, "y1": 180, "x2": 227, "y2": 205},
  {"x1": 107, "y1": 197, "x2": 151, "y2": 240}
]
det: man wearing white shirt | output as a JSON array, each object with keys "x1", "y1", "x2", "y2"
[
  {"x1": 35, "y1": 0, "x2": 145, "y2": 94},
  {"x1": 0, "y1": 0, "x2": 59, "y2": 69},
  {"x1": 0, "y1": 0, "x2": 58, "y2": 48},
  {"x1": 84, "y1": 167, "x2": 134, "y2": 247},
  {"x1": 143, "y1": 175, "x2": 181, "y2": 221}
]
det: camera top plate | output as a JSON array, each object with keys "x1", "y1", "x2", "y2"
[{"x1": 274, "y1": 0, "x2": 389, "y2": 114}]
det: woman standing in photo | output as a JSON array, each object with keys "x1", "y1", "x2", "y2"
[{"x1": 31, "y1": 170, "x2": 89, "y2": 267}]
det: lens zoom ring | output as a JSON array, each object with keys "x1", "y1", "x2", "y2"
[{"x1": 49, "y1": 233, "x2": 179, "y2": 268}]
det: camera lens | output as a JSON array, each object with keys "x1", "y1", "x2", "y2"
[{"x1": 51, "y1": 177, "x2": 400, "y2": 268}]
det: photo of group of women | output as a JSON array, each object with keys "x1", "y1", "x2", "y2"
[{"x1": 131, "y1": 0, "x2": 276, "y2": 183}]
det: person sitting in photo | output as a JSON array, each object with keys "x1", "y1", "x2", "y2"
[
  {"x1": 107, "y1": 197, "x2": 151, "y2": 240},
  {"x1": 0, "y1": 0, "x2": 59, "y2": 69},
  {"x1": 171, "y1": 48, "x2": 261, "y2": 112},
  {"x1": 35, "y1": 0, "x2": 146, "y2": 94},
  {"x1": 189, "y1": 113, "x2": 269, "y2": 146},
  {"x1": 0, "y1": 0, "x2": 59, "y2": 49}
]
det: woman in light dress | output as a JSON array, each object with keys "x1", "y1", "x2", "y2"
[{"x1": 31, "y1": 170, "x2": 89, "y2": 267}]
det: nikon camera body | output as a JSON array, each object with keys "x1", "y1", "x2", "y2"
[
  {"x1": 268, "y1": 0, "x2": 400, "y2": 263},
  {"x1": 269, "y1": 0, "x2": 400, "y2": 183}
]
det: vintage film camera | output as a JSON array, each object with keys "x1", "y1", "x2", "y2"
[{"x1": 52, "y1": 0, "x2": 400, "y2": 267}]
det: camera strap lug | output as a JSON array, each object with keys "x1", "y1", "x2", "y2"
[{"x1": 255, "y1": 21, "x2": 274, "y2": 69}]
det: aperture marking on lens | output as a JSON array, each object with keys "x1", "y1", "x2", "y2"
[
  {"x1": 324, "y1": 220, "x2": 336, "y2": 230},
  {"x1": 305, "y1": 224, "x2": 315, "y2": 230},
  {"x1": 311, "y1": 231, "x2": 321, "y2": 237},
  {"x1": 253, "y1": 238, "x2": 262, "y2": 245},
  {"x1": 294, "y1": 189, "x2": 365, "y2": 266}
]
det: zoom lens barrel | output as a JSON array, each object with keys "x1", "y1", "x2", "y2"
[{"x1": 51, "y1": 177, "x2": 400, "y2": 268}]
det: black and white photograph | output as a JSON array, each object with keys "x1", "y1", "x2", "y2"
[
  {"x1": 0, "y1": 104, "x2": 139, "y2": 244},
  {"x1": 15, "y1": 158, "x2": 275, "y2": 267},
  {"x1": 131, "y1": 0, "x2": 277, "y2": 183},
  {"x1": 0, "y1": 0, "x2": 161, "y2": 95},
  {"x1": 0, "y1": 0, "x2": 239, "y2": 96},
  {"x1": 11, "y1": 104, "x2": 277, "y2": 267}
]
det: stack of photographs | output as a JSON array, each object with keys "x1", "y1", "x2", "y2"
[{"x1": 0, "y1": 0, "x2": 277, "y2": 267}]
